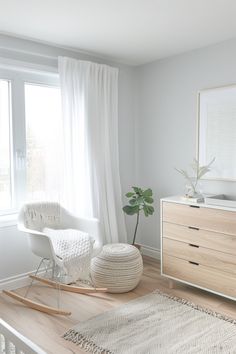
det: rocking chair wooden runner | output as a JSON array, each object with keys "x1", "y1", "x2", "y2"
[{"x1": 3, "y1": 202, "x2": 107, "y2": 316}]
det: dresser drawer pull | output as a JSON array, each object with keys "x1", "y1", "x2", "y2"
[
  {"x1": 189, "y1": 243, "x2": 199, "y2": 248},
  {"x1": 189, "y1": 205, "x2": 200, "y2": 208},
  {"x1": 188, "y1": 226, "x2": 199, "y2": 231},
  {"x1": 188, "y1": 261, "x2": 199, "y2": 266}
]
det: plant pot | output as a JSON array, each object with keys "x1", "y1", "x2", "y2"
[{"x1": 133, "y1": 243, "x2": 141, "y2": 250}]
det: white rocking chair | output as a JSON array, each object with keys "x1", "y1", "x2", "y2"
[{"x1": 3, "y1": 202, "x2": 107, "y2": 316}]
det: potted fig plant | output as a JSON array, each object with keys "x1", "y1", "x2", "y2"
[{"x1": 123, "y1": 186, "x2": 154, "y2": 247}]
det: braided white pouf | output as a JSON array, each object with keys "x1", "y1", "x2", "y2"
[{"x1": 91, "y1": 243, "x2": 143, "y2": 293}]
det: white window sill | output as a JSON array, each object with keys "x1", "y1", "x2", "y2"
[{"x1": 0, "y1": 213, "x2": 18, "y2": 228}]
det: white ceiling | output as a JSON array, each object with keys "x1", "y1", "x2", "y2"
[{"x1": 1, "y1": 0, "x2": 236, "y2": 65}]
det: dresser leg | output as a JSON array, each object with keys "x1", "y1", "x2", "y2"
[{"x1": 168, "y1": 279, "x2": 175, "y2": 289}]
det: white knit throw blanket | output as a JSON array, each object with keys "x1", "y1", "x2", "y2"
[{"x1": 44, "y1": 228, "x2": 93, "y2": 282}]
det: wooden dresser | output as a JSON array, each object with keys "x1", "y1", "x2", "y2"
[{"x1": 161, "y1": 196, "x2": 236, "y2": 300}]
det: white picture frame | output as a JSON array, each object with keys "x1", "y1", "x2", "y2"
[{"x1": 197, "y1": 84, "x2": 236, "y2": 181}]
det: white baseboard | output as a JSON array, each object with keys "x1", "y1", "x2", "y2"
[
  {"x1": 140, "y1": 244, "x2": 160, "y2": 260},
  {"x1": 0, "y1": 245, "x2": 160, "y2": 291},
  {"x1": 0, "y1": 268, "x2": 45, "y2": 292}
]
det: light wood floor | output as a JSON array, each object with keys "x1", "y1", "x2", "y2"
[{"x1": 0, "y1": 256, "x2": 236, "y2": 354}]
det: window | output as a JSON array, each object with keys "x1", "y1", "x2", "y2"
[
  {"x1": 25, "y1": 83, "x2": 61, "y2": 201},
  {"x1": 0, "y1": 68, "x2": 61, "y2": 215}
]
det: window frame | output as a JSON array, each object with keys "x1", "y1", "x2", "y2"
[
  {"x1": 0, "y1": 78, "x2": 13, "y2": 215},
  {"x1": 0, "y1": 66, "x2": 60, "y2": 218}
]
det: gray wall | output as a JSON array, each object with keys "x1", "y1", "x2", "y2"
[
  {"x1": 0, "y1": 34, "x2": 136, "y2": 284},
  {"x1": 135, "y1": 38, "x2": 236, "y2": 250},
  {"x1": 2, "y1": 33, "x2": 236, "y2": 283}
]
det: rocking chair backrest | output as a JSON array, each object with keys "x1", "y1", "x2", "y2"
[
  {"x1": 18, "y1": 202, "x2": 62, "y2": 262},
  {"x1": 20, "y1": 202, "x2": 62, "y2": 232}
]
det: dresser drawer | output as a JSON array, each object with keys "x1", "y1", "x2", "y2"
[
  {"x1": 163, "y1": 254, "x2": 236, "y2": 298},
  {"x1": 163, "y1": 237, "x2": 236, "y2": 275},
  {"x1": 162, "y1": 202, "x2": 236, "y2": 236},
  {"x1": 163, "y1": 222, "x2": 236, "y2": 256}
]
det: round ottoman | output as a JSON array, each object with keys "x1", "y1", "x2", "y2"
[{"x1": 91, "y1": 243, "x2": 143, "y2": 293}]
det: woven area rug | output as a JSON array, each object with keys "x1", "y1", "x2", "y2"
[{"x1": 63, "y1": 290, "x2": 236, "y2": 354}]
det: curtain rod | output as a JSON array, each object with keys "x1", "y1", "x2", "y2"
[
  {"x1": 0, "y1": 56, "x2": 58, "y2": 76},
  {"x1": 0, "y1": 45, "x2": 58, "y2": 61},
  {"x1": 0, "y1": 43, "x2": 121, "y2": 68}
]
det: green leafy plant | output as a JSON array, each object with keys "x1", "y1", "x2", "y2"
[
  {"x1": 175, "y1": 157, "x2": 215, "y2": 197},
  {"x1": 123, "y1": 187, "x2": 154, "y2": 245}
]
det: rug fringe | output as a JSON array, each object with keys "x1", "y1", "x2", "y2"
[
  {"x1": 63, "y1": 329, "x2": 113, "y2": 354},
  {"x1": 154, "y1": 289, "x2": 236, "y2": 324}
]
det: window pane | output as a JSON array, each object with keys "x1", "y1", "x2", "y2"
[
  {"x1": 25, "y1": 83, "x2": 62, "y2": 202},
  {"x1": 0, "y1": 80, "x2": 12, "y2": 211}
]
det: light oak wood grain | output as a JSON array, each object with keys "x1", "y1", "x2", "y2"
[
  {"x1": 163, "y1": 254, "x2": 236, "y2": 298},
  {"x1": 0, "y1": 257, "x2": 236, "y2": 354},
  {"x1": 168, "y1": 279, "x2": 175, "y2": 289},
  {"x1": 162, "y1": 202, "x2": 236, "y2": 236},
  {"x1": 3, "y1": 290, "x2": 71, "y2": 316},
  {"x1": 163, "y1": 237, "x2": 236, "y2": 275},
  {"x1": 29, "y1": 275, "x2": 107, "y2": 293},
  {"x1": 163, "y1": 222, "x2": 236, "y2": 255}
]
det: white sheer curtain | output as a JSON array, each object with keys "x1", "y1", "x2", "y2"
[{"x1": 58, "y1": 57, "x2": 127, "y2": 244}]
